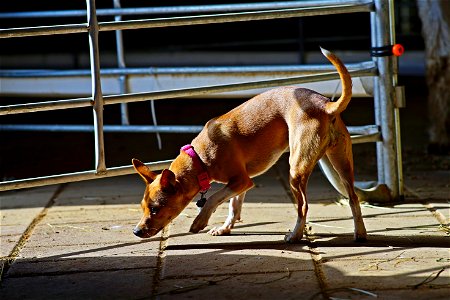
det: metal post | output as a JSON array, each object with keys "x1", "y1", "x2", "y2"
[
  {"x1": 86, "y1": 0, "x2": 106, "y2": 174},
  {"x1": 113, "y1": 0, "x2": 130, "y2": 125},
  {"x1": 370, "y1": 6, "x2": 385, "y2": 185},
  {"x1": 371, "y1": 0, "x2": 399, "y2": 199},
  {"x1": 388, "y1": 0, "x2": 404, "y2": 198}
]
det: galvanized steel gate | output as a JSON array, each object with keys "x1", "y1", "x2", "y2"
[{"x1": 0, "y1": 0, "x2": 404, "y2": 200}]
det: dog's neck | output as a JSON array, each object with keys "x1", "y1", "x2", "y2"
[{"x1": 169, "y1": 152, "x2": 207, "y2": 201}]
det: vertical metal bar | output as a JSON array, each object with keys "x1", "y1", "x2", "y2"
[
  {"x1": 370, "y1": 6, "x2": 385, "y2": 185},
  {"x1": 388, "y1": 0, "x2": 404, "y2": 198},
  {"x1": 371, "y1": 0, "x2": 399, "y2": 199},
  {"x1": 86, "y1": 0, "x2": 106, "y2": 174},
  {"x1": 113, "y1": 0, "x2": 130, "y2": 125}
]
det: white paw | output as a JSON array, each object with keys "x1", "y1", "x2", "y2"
[{"x1": 208, "y1": 226, "x2": 231, "y2": 236}]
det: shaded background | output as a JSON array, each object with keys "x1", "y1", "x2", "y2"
[{"x1": 1, "y1": 1, "x2": 447, "y2": 182}]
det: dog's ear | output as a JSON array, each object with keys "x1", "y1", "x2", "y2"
[
  {"x1": 160, "y1": 169, "x2": 177, "y2": 194},
  {"x1": 132, "y1": 158, "x2": 157, "y2": 184}
]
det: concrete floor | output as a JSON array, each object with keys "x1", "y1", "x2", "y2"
[{"x1": 1, "y1": 154, "x2": 449, "y2": 299}]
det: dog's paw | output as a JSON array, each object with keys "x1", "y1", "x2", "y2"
[
  {"x1": 354, "y1": 233, "x2": 367, "y2": 243},
  {"x1": 284, "y1": 232, "x2": 303, "y2": 243},
  {"x1": 189, "y1": 219, "x2": 208, "y2": 233},
  {"x1": 189, "y1": 223, "x2": 203, "y2": 233},
  {"x1": 208, "y1": 226, "x2": 231, "y2": 236},
  {"x1": 354, "y1": 227, "x2": 367, "y2": 242}
]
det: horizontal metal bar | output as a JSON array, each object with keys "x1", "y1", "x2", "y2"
[
  {"x1": 0, "y1": 3, "x2": 373, "y2": 39},
  {"x1": 0, "y1": 1, "x2": 373, "y2": 19},
  {"x1": 347, "y1": 125, "x2": 379, "y2": 135},
  {"x1": 98, "y1": 4, "x2": 374, "y2": 32},
  {"x1": 0, "y1": 124, "x2": 204, "y2": 133},
  {"x1": 0, "y1": 62, "x2": 375, "y2": 78},
  {"x1": 0, "y1": 23, "x2": 87, "y2": 39},
  {"x1": 0, "y1": 160, "x2": 172, "y2": 192},
  {"x1": 0, "y1": 124, "x2": 378, "y2": 135},
  {"x1": 0, "y1": 128, "x2": 379, "y2": 193},
  {"x1": 0, "y1": 129, "x2": 379, "y2": 192},
  {"x1": 351, "y1": 132, "x2": 381, "y2": 144},
  {"x1": 0, "y1": 67, "x2": 377, "y2": 116},
  {"x1": 0, "y1": 97, "x2": 93, "y2": 116},
  {"x1": 102, "y1": 68, "x2": 377, "y2": 104},
  {"x1": 0, "y1": 73, "x2": 375, "y2": 98}
]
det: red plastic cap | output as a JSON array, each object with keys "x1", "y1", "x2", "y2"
[{"x1": 392, "y1": 44, "x2": 404, "y2": 56}]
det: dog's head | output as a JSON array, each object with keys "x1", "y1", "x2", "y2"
[{"x1": 131, "y1": 158, "x2": 187, "y2": 238}]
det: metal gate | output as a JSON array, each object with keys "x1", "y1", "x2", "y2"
[{"x1": 0, "y1": 0, "x2": 404, "y2": 200}]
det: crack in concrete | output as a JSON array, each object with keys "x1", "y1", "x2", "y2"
[
  {"x1": 405, "y1": 185, "x2": 449, "y2": 227},
  {"x1": 306, "y1": 230, "x2": 329, "y2": 300},
  {"x1": 0, "y1": 184, "x2": 66, "y2": 283},
  {"x1": 275, "y1": 161, "x2": 329, "y2": 299},
  {"x1": 151, "y1": 224, "x2": 170, "y2": 299}
]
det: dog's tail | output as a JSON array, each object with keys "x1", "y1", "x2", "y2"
[{"x1": 320, "y1": 47, "x2": 352, "y2": 115}]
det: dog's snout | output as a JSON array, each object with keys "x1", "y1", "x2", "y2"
[{"x1": 133, "y1": 227, "x2": 144, "y2": 237}]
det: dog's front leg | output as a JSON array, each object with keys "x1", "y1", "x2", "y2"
[
  {"x1": 208, "y1": 192, "x2": 246, "y2": 236},
  {"x1": 190, "y1": 179, "x2": 253, "y2": 234}
]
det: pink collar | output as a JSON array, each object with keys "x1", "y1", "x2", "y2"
[{"x1": 181, "y1": 144, "x2": 211, "y2": 192}]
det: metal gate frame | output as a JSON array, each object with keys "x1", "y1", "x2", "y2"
[{"x1": 0, "y1": 0, "x2": 403, "y2": 200}]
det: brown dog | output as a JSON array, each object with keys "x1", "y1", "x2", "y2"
[{"x1": 132, "y1": 48, "x2": 367, "y2": 243}]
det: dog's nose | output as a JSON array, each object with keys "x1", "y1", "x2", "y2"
[{"x1": 133, "y1": 227, "x2": 144, "y2": 237}]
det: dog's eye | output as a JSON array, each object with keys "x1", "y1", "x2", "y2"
[{"x1": 150, "y1": 206, "x2": 159, "y2": 215}]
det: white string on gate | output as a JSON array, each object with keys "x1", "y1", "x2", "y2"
[
  {"x1": 150, "y1": 76, "x2": 163, "y2": 150},
  {"x1": 331, "y1": 80, "x2": 341, "y2": 102}
]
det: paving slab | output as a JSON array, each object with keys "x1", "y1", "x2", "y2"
[
  {"x1": 322, "y1": 258, "x2": 450, "y2": 289},
  {"x1": 1, "y1": 208, "x2": 44, "y2": 258},
  {"x1": 0, "y1": 185, "x2": 58, "y2": 210},
  {"x1": 306, "y1": 199, "x2": 447, "y2": 239},
  {"x1": 308, "y1": 216, "x2": 446, "y2": 238},
  {"x1": 23, "y1": 219, "x2": 140, "y2": 246},
  {"x1": 312, "y1": 238, "x2": 450, "y2": 260},
  {"x1": 56, "y1": 175, "x2": 144, "y2": 202},
  {"x1": 1, "y1": 268, "x2": 155, "y2": 300},
  {"x1": 42, "y1": 204, "x2": 141, "y2": 224},
  {"x1": 156, "y1": 271, "x2": 320, "y2": 300},
  {"x1": 8, "y1": 240, "x2": 159, "y2": 277},
  {"x1": 162, "y1": 246, "x2": 315, "y2": 278},
  {"x1": 322, "y1": 286, "x2": 450, "y2": 300},
  {"x1": 308, "y1": 199, "x2": 436, "y2": 220},
  {"x1": 1, "y1": 186, "x2": 58, "y2": 257},
  {"x1": 3, "y1": 195, "x2": 160, "y2": 292}
]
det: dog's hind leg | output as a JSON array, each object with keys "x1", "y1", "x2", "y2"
[
  {"x1": 285, "y1": 168, "x2": 312, "y2": 243},
  {"x1": 208, "y1": 192, "x2": 246, "y2": 236},
  {"x1": 325, "y1": 139, "x2": 367, "y2": 242}
]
